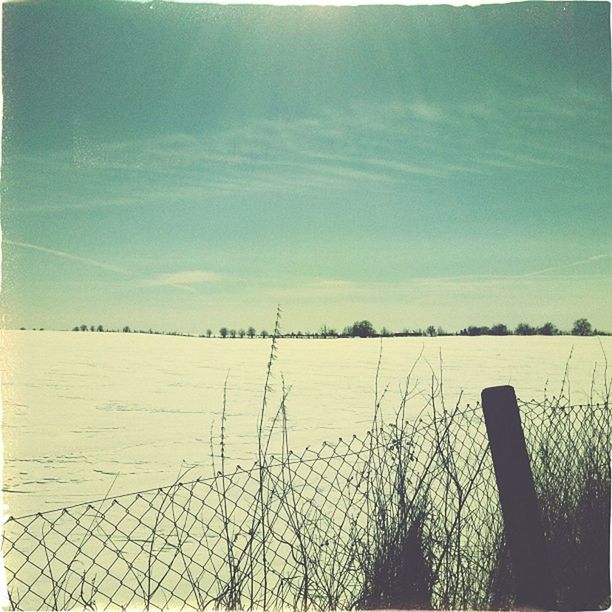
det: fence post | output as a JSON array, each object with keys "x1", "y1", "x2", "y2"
[{"x1": 481, "y1": 385, "x2": 555, "y2": 610}]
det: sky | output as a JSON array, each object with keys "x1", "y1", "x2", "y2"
[{"x1": 1, "y1": 0, "x2": 611, "y2": 334}]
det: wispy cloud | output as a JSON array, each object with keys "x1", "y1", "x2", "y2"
[
  {"x1": 11, "y1": 100, "x2": 489, "y2": 212},
  {"x1": 312, "y1": 279, "x2": 355, "y2": 288},
  {"x1": 142, "y1": 270, "x2": 223, "y2": 289},
  {"x1": 272, "y1": 268, "x2": 612, "y2": 301},
  {"x1": 4, "y1": 240, "x2": 222, "y2": 295},
  {"x1": 519, "y1": 254, "x2": 612, "y2": 278},
  {"x1": 408, "y1": 101, "x2": 447, "y2": 123},
  {"x1": 4, "y1": 240, "x2": 131, "y2": 276},
  {"x1": 11, "y1": 86, "x2": 610, "y2": 215}
]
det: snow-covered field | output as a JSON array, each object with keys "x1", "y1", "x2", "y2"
[{"x1": 1, "y1": 330, "x2": 610, "y2": 518}]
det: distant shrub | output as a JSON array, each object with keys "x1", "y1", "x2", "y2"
[{"x1": 572, "y1": 318, "x2": 593, "y2": 336}]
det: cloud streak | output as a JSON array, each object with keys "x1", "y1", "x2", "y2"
[
  {"x1": 12, "y1": 87, "x2": 610, "y2": 216},
  {"x1": 4, "y1": 240, "x2": 222, "y2": 295},
  {"x1": 5, "y1": 240, "x2": 132, "y2": 276},
  {"x1": 142, "y1": 270, "x2": 223, "y2": 289},
  {"x1": 519, "y1": 254, "x2": 612, "y2": 278}
]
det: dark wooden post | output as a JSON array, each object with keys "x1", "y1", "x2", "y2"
[{"x1": 481, "y1": 385, "x2": 555, "y2": 610}]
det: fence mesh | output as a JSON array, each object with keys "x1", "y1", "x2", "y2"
[{"x1": 3, "y1": 397, "x2": 609, "y2": 610}]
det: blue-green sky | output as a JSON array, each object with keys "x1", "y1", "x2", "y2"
[{"x1": 1, "y1": 1, "x2": 611, "y2": 333}]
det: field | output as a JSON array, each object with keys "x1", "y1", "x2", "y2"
[
  {"x1": 1, "y1": 330, "x2": 610, "y2": 610},
  {"x1": 1, "y1": 330, "x2": 610, "y2": 518}
]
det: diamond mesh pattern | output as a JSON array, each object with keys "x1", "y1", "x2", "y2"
[{"x1": 3, "y1": 399, "x2": 609, "y2": 610}]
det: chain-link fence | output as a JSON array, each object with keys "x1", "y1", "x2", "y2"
[{"x1": 3, "y1": 398, "x2": 609, "y2": 610}]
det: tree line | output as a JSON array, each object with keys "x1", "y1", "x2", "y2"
[
  {"x1": 63, "y1": 317, "x2": 608, "y2": 338},
  {"x1": 327, "y1": 318, "x2": 606, "y2": 337}
]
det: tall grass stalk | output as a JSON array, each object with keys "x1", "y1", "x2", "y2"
[{"x1": 26, "y1": 342, "x2": 610, "y2": 611}]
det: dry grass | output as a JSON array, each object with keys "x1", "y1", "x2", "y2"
[{"x1": 8, "y1": 336, "x2": 610, "y2": 611}]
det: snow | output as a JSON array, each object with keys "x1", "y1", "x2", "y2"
[{"x1": 2, "y1": 330, "x2": 610, "y2": 517}]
